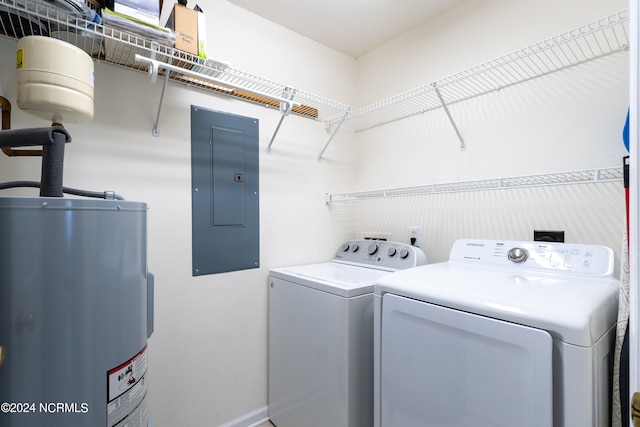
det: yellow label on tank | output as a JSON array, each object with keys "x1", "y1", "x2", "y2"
[{"x1": 16, "y1": 49, "x2": 23, "y2": 69}]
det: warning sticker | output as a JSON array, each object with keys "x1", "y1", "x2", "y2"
[
  {"x1": 107, "y1": 345, "x2": 148, "y2": 427},
  {"x1": 16, "y1": 49, "x2": 23, "y2": 69}
]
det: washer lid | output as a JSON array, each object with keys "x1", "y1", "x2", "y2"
[
  {"x1": 375, "y1": 262, "x2": 619, "y2": 346},
  {"x1": 270, "y1": 262, "x2": 393, "y2": 297}
]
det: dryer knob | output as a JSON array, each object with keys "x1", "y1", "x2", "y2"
[
  {"x1": 399, "y1": 248, "x2": 410, "y2": 259},
  {"x1": 340, "y1": 243, "x2": 350, "y2": 252},
  {"x1": 507, "y1": 247, "x2": 528, "y2": 263},
  {"x1": 351, "y1": 244, "x2": 359, "y2": 252},
  {"x1": 388, "y1": 247, "x2": 397, "y2": 257},
  {"x1": 368, "y1": 243, "x2": 379, "y2": 255}
]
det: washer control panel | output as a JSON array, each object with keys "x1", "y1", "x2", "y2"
[
  {"x1": 333, "y1": 240, "x2": 427, "y2": 271},
  {"x1": 450, "y1": 238, "x2": 615, "y2": 276}
]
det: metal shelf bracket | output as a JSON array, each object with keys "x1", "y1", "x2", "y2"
[
  {"x1": 318, "y1": 109, "x2": 350, "y2": 161},
  {"x1": 152, "y1": 72, "x2": 170, "y2": 137},
  {"x1": 267, "y1": 88, "x2": 296, "y2": 154},
  {"x1": 433, "y1": 83, "x2": 466, "y2": 151}
]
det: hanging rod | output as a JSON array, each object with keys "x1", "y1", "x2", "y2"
[
  {"x1": 325, "y1": 166, "x2": 623, "y2": 203},
  {"x1": 135, "y1": 55, "x2": 301, "y2": 138}
]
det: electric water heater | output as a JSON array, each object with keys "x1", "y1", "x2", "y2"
[
  {"x1": 0, "y1": 197, "x2": 153, "y2": 426},
  {"x1": 0, "y1": 35, "x2": 153, "y2": 426}
]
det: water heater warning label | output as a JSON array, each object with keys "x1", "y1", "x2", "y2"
[
  {"x1": 107, "y1": 345, "x2": 148, "y2": 427},
  {"x1": 16, "y1": 49, "x2": 23, "y2": 69}
]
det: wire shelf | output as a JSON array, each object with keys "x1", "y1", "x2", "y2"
[
  {"x1": 337, "y1": 10, "x2": 630, "y2": 133},
  {"x1": 327, "y1": 167, "x2": 623, "y2": 202},
  {"x1": 0, "y1": 0, "x2": 351, "y2": 123},
  {"x1": 0, "y1": 1, "x2": 628, "y2": 157}
]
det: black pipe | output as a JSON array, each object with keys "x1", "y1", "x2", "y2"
[
  {"x1": 0, "y1": 127, "x2": 71, "y2": 197},
  {"x1": 0, "y1": 127, "x2": 70, "y2": 148},
  {"x1": 40, "y1": 129, "x2": 66, "y2": 197},
  {"x1": 0, "y1": 181, "x2": 125, "y2": 200}
]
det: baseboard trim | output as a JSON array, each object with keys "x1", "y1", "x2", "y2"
[{"x1": 218, "y1": 405, "x2": 269, "y2": 427}]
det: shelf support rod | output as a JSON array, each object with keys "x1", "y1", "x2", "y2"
[
  {"x1": 135, "y1": 55, "x2": 301, "y2": 137},
  {"x1": 152, "y1": 71, "x2": 170, "y2": 137},
  {"x1": 433, "y1": 83, "x2": 466, "y2": 151},
  {"x1": 267, "y1": 88, "x2": 295, "y2": 154},
  {"x1": 318, "y1": 109, "x2": 350, "y2": 161}
]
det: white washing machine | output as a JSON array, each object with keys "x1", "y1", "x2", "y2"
[
  {"x1": 269, "y1": 240, "x2": 427, "y2": 427},
  {"x1": 373, "y1": 239, "x2": 620, "y2": 427}
]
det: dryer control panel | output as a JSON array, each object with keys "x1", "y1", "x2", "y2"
[
  {"x1": 450, "y1": 239, "x2": 615, "y2": 277},
  {"x1": 333, "y1": 240, "x2": 427, "y2": 271}
]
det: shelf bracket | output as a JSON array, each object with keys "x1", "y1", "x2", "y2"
[
  {"x1": 145, "y1": 42, "x2": 168, "y2": 137},
  {"x1": 433, "y1": 83, "x2": 466, "y2": 151},
  {"x1": 152, "y1": 71, "x2": 170, "y2": 137},
  {"x1": 266, "y1": 88, "x2": 295, "y2": 154},
  {"x1": 318, "y1": 109, "x2": 350, "y2": 161}
]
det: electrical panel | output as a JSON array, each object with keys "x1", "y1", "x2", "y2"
[{"x1": 191, "y1": 106, "x2": 259, "y2": 275}]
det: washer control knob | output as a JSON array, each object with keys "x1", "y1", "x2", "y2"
[
  {"x1": 340, "y1": 243, "x2": 350, "y2": 252},
  {"x1": 368, "y1": 243, "x2": 379, "y2": 255},
  {"x1": 399, "y1": 248, "x2": 410, "y2": 259},
  {"x1": 388, "y1": 247, "x2": 397, "y2": 257},
  {"x1": 508, "y1": 247, "x2": 528, "y2": 263},
  {"x1": 351, "y1": 244, "x2": 359, "y2": 252}
]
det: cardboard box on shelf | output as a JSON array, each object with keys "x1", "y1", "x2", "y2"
[{"x1": 166, "y1": 3, "x2": 205, "y2": 58}]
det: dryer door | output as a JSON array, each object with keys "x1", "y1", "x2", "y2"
[{"x1": 380, "y1": 293, "x2": 552, "y2": 427}]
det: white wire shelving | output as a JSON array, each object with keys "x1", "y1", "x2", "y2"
[
  {"x1": 0, "y1": 2, "x2": 629, "y2": 160},
  {"x1": 0, "y1": 0, "x2": 351, "y2": 157},
  {"x1": 328, "y1": 9, "x2": 630, "y2": 150},
  {"x1": 326, "y1": 167, "x2": 624, "y2": 203}
]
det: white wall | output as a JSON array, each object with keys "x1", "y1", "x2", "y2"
[
  {"x1": 349, "y1": 0, "x2": 630, "y2": 265},
  {"x1": 0, "y1": 1, "x2": 358, "y2": 424}
]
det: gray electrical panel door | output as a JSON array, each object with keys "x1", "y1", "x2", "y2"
[{"x1": 191, "y1": 106, "x2": 259, "y2": 275}]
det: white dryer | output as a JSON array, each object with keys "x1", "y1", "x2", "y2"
[
  {"x1": 269, "y1": 240, "x2": 426, "y2": 427},
  {"x1": 373, "y1": 239, "x2": 619, "y2": 427}
]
